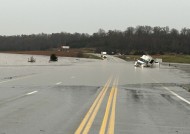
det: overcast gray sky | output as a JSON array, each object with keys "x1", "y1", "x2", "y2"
[{"x1": 0, "y1": 0, "x2": 190, "y2": 35}]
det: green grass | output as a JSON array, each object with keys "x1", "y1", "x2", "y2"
[
  {"x1": 160, "y1": 55, "x2": 190, "y2": 63},
  {"x1": 119, "y1": 55, "x2": 190, "y2": 64},
  {"x1": 82, "y1": 53, "x2": 102, "y2": 59},
  {"x1": 117, "y1": 55, "x2": 140, "y2": 61}
]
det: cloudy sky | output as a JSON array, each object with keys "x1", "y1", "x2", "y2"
[{"x1": 0, "y1": 0, "x2": 190, "y2": 35}]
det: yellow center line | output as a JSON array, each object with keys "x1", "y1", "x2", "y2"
[
  {"x1": 82, "y1": 78, "x2": 111, "y2": 134},
  {"x1": 107, "y1": 78, "x2": 118, "y2": 134},
  {"x1": 75, "y1": 77, "x2": 112, "y2": 134},
  {"x1": 99, "y1": 79, "x2": 116, "y2": 134},
  {"x1": 83, "y1": 78, "x2": 110, "y2": 134}
]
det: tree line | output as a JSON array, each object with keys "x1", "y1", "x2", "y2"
[{"x1": 0, "y1": 26, "x2": 190, "y2": 55}]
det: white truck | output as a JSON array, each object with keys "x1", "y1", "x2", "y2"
[
  {"x1": 101, "y1": 52, "x2": 107, "y2": 59},
  {"x1": 134, "y1": 55, "x2": 155, "y2": 67}
]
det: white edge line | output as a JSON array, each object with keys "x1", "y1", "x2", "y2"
[
  {"x1": 0, "y1": 75, "x2": 35, "y2": 84},
  {"x1": 26, "y1": 91, "x2": 38, "y2": 95},
  {"x1": 56, "y1": 82, "x2": 62, "y2": 85},
  {"x1": 164, "y1": 87, "x2": 190, "y2": 105}
]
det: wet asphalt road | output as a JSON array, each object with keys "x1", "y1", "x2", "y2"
[{"x1": 0, "y1": 55, "x2": 190, "y2": 134}]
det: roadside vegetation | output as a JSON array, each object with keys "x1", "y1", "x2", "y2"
[
  {"x1": 2, "y1": 50, "x2": 190, "y2": 63},
  {"x1": 1, "y1": 26, "x2": 190, "y2": 62},
  {"x1": 0, "y1": 26, "x2": 190, "y2": 55},
  {"x1": 118, "y1": 54, "x2": 190, "y2": 64},
  {"x1": 156, "y1": 55, "x2": 190, "y2": 63},
  {"x1": 82, "y1": 53, "x2": 102, "y2": 59}
]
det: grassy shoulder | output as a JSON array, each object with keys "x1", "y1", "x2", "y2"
[
  {"x1": 157, "y1": 55, "x2": 190, "y2": 63},
  {"x1": 118, "y1": 54, "x2": 190, "y2": 64},
  {"x1": 82, "y1": 53, "x2": 102, "y2": 59}
]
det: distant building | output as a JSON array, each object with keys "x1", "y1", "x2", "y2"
[{"x1": 60, "y1": 46, "x2": 70, "y2": 51}]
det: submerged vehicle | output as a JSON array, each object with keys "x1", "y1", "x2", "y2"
[
  {"x1": 28, "y1": 56, "x2": 36, "y2": 63},
  {"x1": 49, "y1": 54, "x2": 58, "y2": 62},
  {"x1": 101, "y1": 52, "x2": 107, "y2": 59},
  {"x1": 134, "y1": 55, "x2": 155, "y2": 67}
]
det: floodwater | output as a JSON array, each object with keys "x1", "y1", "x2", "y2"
[
  {"x1": 0, "y1": 53, "x2": 98, "y2": 82},
  {"x1": 0, "y1": 53, "x2": 90, "y2": 66},
  {"x1": 0, "y1": 53, "x2": 190, "y2": 134}
]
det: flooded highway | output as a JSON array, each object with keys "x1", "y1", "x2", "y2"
[{"x1": 0, "y1": 53, "x2": 190, "y2": 134}]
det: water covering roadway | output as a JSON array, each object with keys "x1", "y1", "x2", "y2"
[{"x1": 0, "y1": 53, "x2": 190, "y2": 134}]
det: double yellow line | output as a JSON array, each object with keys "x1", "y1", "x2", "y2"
[
  {"x1": 100, "y1": 78, "x2": 118, "y2": 134},
  {"x1": 75, "y1": 77, "x2": 118, "y2": 134}
]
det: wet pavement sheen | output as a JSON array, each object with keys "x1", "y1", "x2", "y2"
[{"x1": 0, "y1": 53, "x2": 190, "y2": 134}]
